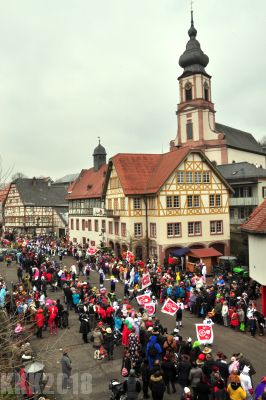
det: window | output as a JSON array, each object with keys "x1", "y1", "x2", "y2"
[
  {"x1": 70, "y1": 218, "x2": 74, "y2": 230},
  {"x1": 120, "y1": 198, "x2": 126, "y2": 210},
  {"x1": 209, "y1": 194, "x2": 215, "y2": 207},
  {"x1": 209, "y1": 194, "x2": 221, "y2": 207},
  {"x1": 115, "y1": 221, "x2": 119, "y2": 235},
  {"x1": 186, "y1": 122, "x2": 193, "y2": 140},
  {"x1": 133, "y1": 198, "x2": 141, "y2": 209},
  {"x1": 186, "y1": 171, "x2": 193, "y2": 183},
  {"x1": 88, "y1": 219, "x2": 92, "y2": 231},
  {"x1": 263, "y1": 187, "x2": 266, "y2": 198},
  {"x1": 166, "y1": 195, "x2": 180, "y2": 208},
  {"x1": 108, "y1": 199, "x2": 112, "y2": 209},
  {"x1": 94, "y1": 220, "x2": 98, "y2": 232},
  {"x1": 134, "y1": 223, "x2": 142, "y2": 237},
  {"x1": 108, "y1": 221, "x2": 113, "y2": 234},
  {"x1": 195, "y1": 172, "x2": 202, "y2": 183},
  {"x1": 185, "y1": 82, "x2": 192, "y2": 101},
  {"x1": 76, "y1": 219, "x2": 79, "y2": 230},
  {"x1": 102, "y1": 220, "x2": 106, "y2": 231},
  {"x1": 121, "y1": 223, "x2": 126, "y2": 237},
  {"x1": 114, "y1": 198, "x2": 118, "y2": 210},
  {"x1": 167, "y1": 223, "x2": 181, "y2": 237},
  {"x1": 230, "y1": 208, "x2": 235, "y2": 220},
  {"x1": 81, "y1": 219, "x2": 85, "y2": 230},
  {"x1": 148, "y1": 197, "x2": 156, "y2": 209},
  {"x1": 150, "y1": 223, "x2": 157, "y2": 238},
  {"x1": 188, "y1": 221, "x2": 201, "y2": 236},
  {"x1": 204, "y1": 82, "x2": 209, "y2": 101},
  {"x1": 187, "y1": 195, "x2": 200, "y2": 208},
  {"x1": 177, "y1": 171, "x2": 184, "y2": 183},
  {"x1": 210, "y1": 220, "x2": 223, "y2": 234},
  {"x1": 203, "y1": 171, "x2": 210, "y2": 183}
]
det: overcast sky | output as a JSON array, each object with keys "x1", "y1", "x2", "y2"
[{"x1": 0, "y1": 0, "x2": 265, "y2": 180}]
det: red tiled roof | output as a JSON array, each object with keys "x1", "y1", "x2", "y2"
[
  {"x1": 0, "y1": 184, "x2": 10, "y2": 203},
  {"x1": 241, "y1": 199, "x2": 266, "y2": 234},
  {"x1": 189, "y1": 247, "x2": 223, "y2": 258},
  {"x1": 112, "y1": 148, "x2": 190, "y2": 195},
  {"x1": 66, "y1": 164, "x2": 107, "y2": 200}
]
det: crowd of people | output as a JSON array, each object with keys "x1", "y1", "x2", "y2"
[{"x1": 0, "y1": 236, "x2": 265, "y2": 399}]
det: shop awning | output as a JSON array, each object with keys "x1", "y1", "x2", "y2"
[
  {"x1": 169, "y1": 247, "x2": 190, "y2": 257},
  {"x1": 188, "y1": 247, "x2": 223, "y2": 258}
]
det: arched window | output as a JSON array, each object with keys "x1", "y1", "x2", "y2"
[
  {"x1": 204, "y1": 81, "x2": 209, "y2": 101},
  {"x1": 185, "y1": 82, "x2": 192, "y2": 101}
]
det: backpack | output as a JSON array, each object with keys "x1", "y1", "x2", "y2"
[{"x1": 148, "y1": 344, "x2": 158, "y2": 357}]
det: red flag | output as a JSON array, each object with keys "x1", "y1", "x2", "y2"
[
  {"x1": 141, "y1": 273, "x2": 151, "y2": 290},
  {"x1": 144, "y1": 303, "x2": 156, "y2": 316},
  {"x1": 136, "y1": 294, "x2": 151, "y2": 305},
  {"x1": 195, "y1": 324, "x2": 214, "y2": 344},
  {"x1": 161, "y1": 298, "x2": 179, "y2": 316}
]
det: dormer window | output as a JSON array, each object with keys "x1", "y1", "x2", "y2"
[
  {"x1": 204, "y1": 81, "x2": 209, "y2": 101},
  {"x1": 185, "y1": 82, "x2": 192, "y2": 101}
]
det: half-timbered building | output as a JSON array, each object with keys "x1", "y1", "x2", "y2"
[
  {"x1": 66, "y1": 141, "x2": 107, "y2": 246},
  {"x1": 103, "y1": 148, "x2": 232, "y2": 263},
  {"x1": 3, "y1": 178, "x2": 68, "y2": 236}
]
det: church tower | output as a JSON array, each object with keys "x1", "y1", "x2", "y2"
[
  {"x1": 172, "y1": 11, "x2": 227, "y2": 164},
  {"x1": 93, "y1": 139, "x2": 107, "y2": 171}
]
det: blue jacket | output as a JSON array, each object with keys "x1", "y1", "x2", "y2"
[{"x1": 146, "y1": 335, "x2": 162, "y2": 369}]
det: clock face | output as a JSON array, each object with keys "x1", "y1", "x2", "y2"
[{"x1": 185, "y1": 82, "x2": 192, "y2": 90}]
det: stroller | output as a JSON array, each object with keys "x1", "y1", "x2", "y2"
[{"x1": 61, "y1": 310, "x2": 69, "y2": 328}]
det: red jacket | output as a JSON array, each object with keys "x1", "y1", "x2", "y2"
[
  {"x1": 48, "y1": 305, "x2": 58, "y2": 320},
  {"x1": 35, "y1": 310, "x2": 45, "y2": 328}
]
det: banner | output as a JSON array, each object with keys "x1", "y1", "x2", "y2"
[
  {"x1": 136, "y1": 294, "x2": 151, "y2": 305},
  {"x1": 161, "y1": 298, "x2": 179, "y2": 316},
  {"x1": 143, "y1": 303, "x2": 156, "y2": 316},
  {"x1": 126, "y1": 251, "x2": 135, "y2": 263},
  {"x1": 141, "y1": 273, "x2": 151, "y2": 290},
  {"x1": 195, "y1": 324, "x2": 214, "y2": 344}
]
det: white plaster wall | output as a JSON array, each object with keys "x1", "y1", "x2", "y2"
[
  {"x1": 68, "y1": 216, "x2": 105, "y2": 246},
  {"x1": 248, "y1": 234, "x2": 266, "y2": 285},
  {"x1": 205, "y1": 148, "x2": 222, "y2": 165},
  {"x1": 228, "y1": 148, "x2": 266, "y2": 168}
]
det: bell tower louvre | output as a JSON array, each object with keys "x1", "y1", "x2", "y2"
[{"x1": 170, "y1": 11, "x2": 265, "y2": 167}]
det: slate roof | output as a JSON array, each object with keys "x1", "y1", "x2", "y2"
[
  {"x1": 66, "y1": 164, "x2": 107, "y2": 200},
  {"x1": 217, "y1": 162, "x2": 266, "y2": 181},
  {"x1": 108, "y1": 148, "x2": 232, "y2": 196},
  {"x1": 242, "y1": 199, "x2": 266, "y2": 234},
  {"x1": 54, "y1": 173, "x2": 79, "y2": 184},
  {"x1": 216, "y1": 123, "x2": 264, "y2": 155},
  {"x1": 14, "y1": 179, "x2": 68, "y2": 207}
]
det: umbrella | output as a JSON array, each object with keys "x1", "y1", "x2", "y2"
[
  {"x1": 45, "y1": 299, "x2": 53, "y2": 306},
  {"x1": 24, "y1": 361, "x2": 44, "y2": 374}
]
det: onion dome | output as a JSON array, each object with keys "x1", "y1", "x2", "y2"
[
  {"x1": 93, "y1": 140, "x2": 107, "y2": 156},
  {"x1": 179, "y1": 11, "x2": 209, "y2": 76}
]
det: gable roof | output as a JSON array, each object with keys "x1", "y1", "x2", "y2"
[
  {"x1": 54, "y1": 173, "x2": 79, "y2": 184},
  {"x1": 0, "y1": 184, "x2": 11, "y2": 203},
  {"x1": 107, "y1": 148, "x2": 232, "y2": 196},
  {"x1": 216, "y1": 123, "x2": 264, "y2": 155},
  {"x1": 66, "y1": 164, "x2": 107, "y2": 200},
  {"x1": 241, "y1": 199, "x2": 266, "y2": 234},
  {"x1": 13, "y1": 179, "x2": 68, "y2": 207},
  {"x1": 217, "y1": 162, "x2": 266, "y2": 181}
]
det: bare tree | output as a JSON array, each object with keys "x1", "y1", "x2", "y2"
[{"x1": 11, "y1": 172, "x2": 28, "y2": 182}]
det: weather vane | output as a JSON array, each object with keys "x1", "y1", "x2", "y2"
[
  {"x1": 97, "y1": 136, "x2": 101, "y2": 144},
  {"x1": 190, "y1": 0, "x2": 193, "y2": 11}
]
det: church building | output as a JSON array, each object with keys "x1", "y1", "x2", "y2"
[{"x1": 170, "y1": 11, "x2": 265, "y2": 168}]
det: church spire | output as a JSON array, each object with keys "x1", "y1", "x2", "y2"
[{"x1": 179, "y1": 10, "x2": 209, "y2": 77}]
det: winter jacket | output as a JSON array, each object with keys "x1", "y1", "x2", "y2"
[
  {"x1": 123, "y1": 377, "x2": 141, "y2": 400},
  {"x1": 61, "y1": 354, "x2": 72, "y2": 377},
  {"x1": 196, "y1": 381, "x2": 211, "y2": 400},
  {"x1": 35, "y1": 310, "x2": 45, "y2": 328},
  {"x1": 240, "y1": 366, "x2": 253, "y2": 399},
  {"x1": 161, "y1": 359, "x2": 176, "y2": 381},
  {"x1": 177, "y1": 361, "x2": 191, "y2": 387},
  {"x1": 146, "y1": 336, "x2": 162, "y2": 369},
  {"x1": 188, "y1": 366, "x2": 203, "y2": 388},
  {"x1": 227, "y1": 383, "x2": 247, "y2": 400},
  {"x1": 149, "y1": 374, "x2": 166, "y2": 400},
  {"x1": 104, "y1": 332, "x2": 115, "y2": 350}
]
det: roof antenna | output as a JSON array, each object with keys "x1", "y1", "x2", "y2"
[{"x1": 190, "y1": 0, "x2": 194, "y2": 25}]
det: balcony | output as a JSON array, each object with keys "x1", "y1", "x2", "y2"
[
  {"x1": 106, "y1": 209, "x2": 120, "y2": 218},
  {"x1": 229, "y1": 197, "x2": 258, "y2": 207}
]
